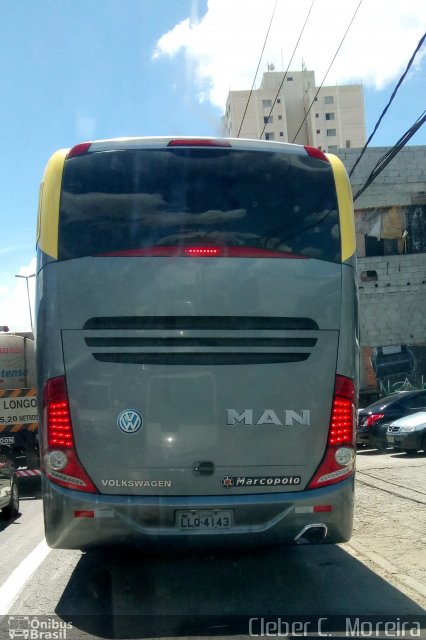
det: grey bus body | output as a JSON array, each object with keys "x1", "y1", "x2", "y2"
[{"x1": 36, "y1": 138, "x2": 358, "y2": 549}]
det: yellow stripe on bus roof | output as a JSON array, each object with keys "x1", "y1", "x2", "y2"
[
  {"x1": 326, "y1": 153, "x2": 356, "y2": 262},
  {"x1": 37, "y1": 149, "x2": 69, "y2": 259}
]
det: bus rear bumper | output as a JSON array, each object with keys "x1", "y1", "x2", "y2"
[{"x1": 42, "y1": 476, "x2": 354, "y2": 550}]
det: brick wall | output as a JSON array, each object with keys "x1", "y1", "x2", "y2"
[
  {"x1": 358, "y1": 253, "x2": 426, "y2": 347},
  {"x1": 336, "y1": 146, "x2": 426, "y2": 209},
  {"x1": 335, "y1": 147, "x2": 426, "y2": 396}
]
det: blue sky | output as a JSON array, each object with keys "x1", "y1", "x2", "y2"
[{"x1": 0, "y1": 0, "x2": 425, "y2": 330}]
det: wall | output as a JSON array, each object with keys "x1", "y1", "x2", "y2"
[
  {"x1": 358, "y1": 253, "x2": 426, "y2": 347},
  {"x1": 336, "y1": 146, "x2": 426, "y2": 400}
]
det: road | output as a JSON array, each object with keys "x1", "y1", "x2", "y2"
[
  {"x1": 348, "y1": 448, "x2": 426, "y2": 602},
  {"x1": 0, "y1": 452, "x2": 425, "y2": 639}
]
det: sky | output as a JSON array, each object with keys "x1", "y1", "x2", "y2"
[{"x1": 0, "y1": 0, "x2": 425, "y2": 331}]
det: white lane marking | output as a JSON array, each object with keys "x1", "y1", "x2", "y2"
[{"x1": 0, "y1": 539, "x2": 51, "y2": 614}]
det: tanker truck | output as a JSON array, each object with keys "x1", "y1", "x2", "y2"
[{"x1": 0, "y1": 331, "x2": 39, "y2": 470}]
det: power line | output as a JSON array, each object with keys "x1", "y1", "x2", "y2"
[
  {"x1": 236, "y1": 1, "x2": 278, "y2": 138},
  {"x1": 353, "y1": 109, "x2": 426, "y2": 201},
  {"x1": 291, "y1": 0, "x2": 363, "y2": 143},
  {"x1": 349, "y1": 31, "x2": 426, "y2": 177},
  {"x1": 259, "y1": 0, "x2": 315, "y2": 140}
]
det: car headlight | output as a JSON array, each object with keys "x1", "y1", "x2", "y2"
[{"x1": 399, "y1": 425, "x2": 416, "y2": 433}]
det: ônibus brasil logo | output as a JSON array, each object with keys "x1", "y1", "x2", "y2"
[
  {"x1": 8, "y1": 616, "x2": 72, "y2": 640},
  {"x1": 117, "y1": 409, "x2": 143, "y2": 434}
]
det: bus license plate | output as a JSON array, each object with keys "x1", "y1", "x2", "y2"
[{"x1": 177, "y1": 510, "x2": 233, "y2": 530}]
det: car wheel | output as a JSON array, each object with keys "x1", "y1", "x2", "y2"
[
  {"x1": 402, "y1": 448, "x2": 418, "y2": 456},
  {"x1": 2, "y1": 478, "x2": 19, "y2": 519}
]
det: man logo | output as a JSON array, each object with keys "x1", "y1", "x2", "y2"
[
  {"x1": 117, "y1": 409, "x2": 143, "y2": 434},
  {"x1": 226, "y1": 409, "x2": 310, "y2": 427}
]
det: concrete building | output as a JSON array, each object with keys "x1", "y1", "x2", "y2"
[
  {"x1": 224, "y1": 68, "x2": 366, "y2": 150},
  {"x1": 336, "y1": 146, "x2": 426, "y2": 402}
]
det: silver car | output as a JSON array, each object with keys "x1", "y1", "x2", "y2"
[
  {"x1": 0, "y1": 454, "x2": 19, "y2": 519},
  {"x1": 387, "y1": 411, "x2": 426, "y2": 455}
]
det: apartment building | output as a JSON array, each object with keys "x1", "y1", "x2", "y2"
[{"x1": 224, "y1": 68, "x2": 366, "y2": 150}]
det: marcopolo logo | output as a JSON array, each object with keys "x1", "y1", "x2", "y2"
[
  {"x1": 8, "y1": 616, "x2": 72, "y2": 640},
  {"x1": 117, "y1": 409, "x2": 143, "y2": 434},
  {"x1": 221, "y1": 475, "x2": 235, "y2": 488},
  {"x1": 222, "y1": 475, "x2": 301, "y2": 488}
]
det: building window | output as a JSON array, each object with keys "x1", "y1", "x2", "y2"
[
  {"x1": 279, "y1": 132, "x2": 284, "y2": 137},
  {"x1": 277, "y1": 99, "x2": 281, "y2": 104},
  {"x1": 265, "y1": 132, "x2": 275, "y2": 140},
  {"x1": 278, "y1": 115, "x2": 282, "y2": 120},
  {"x1": 316, "y1": 129, "x2": 320, "y2": 134},
  {"x1": 326, "y1": 129, "x2": 337, "y2": 137},
  {"x1": 407, "y1": 206, "x2": 426, "y2": 252},
  {"x1": 262, "y1": 99, "x2": 272, "y2": 108},
  {"x1": 324, "y1": 96, "x2": 334, "y2": 104},
  {"x1": 263, "y1": 115, "x2": 273, "y2": 124},
  {"x1": 346, "y1": 140, "x2": 351, "y2": 148},
  {"x1": 360, "y1": 270, "x2": 378, "y2": 282},
  {"x1": 287, "y1": 76, "x2": 293, "y2": 81},
  {"x1": 325, "y1": 112, "x2": 335, "y2": 120},
  {"x1": 364, "y1": 237, "x2": 399, "y2": 257},
  {"x1": 316, "y1": 113, "x2": 319, "y2": 118}
]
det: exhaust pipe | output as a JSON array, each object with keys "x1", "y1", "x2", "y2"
[{"x1": 294, "y1": 523, "x2": 328, "y2": 545}]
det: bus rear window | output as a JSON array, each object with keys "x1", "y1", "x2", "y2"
[{"x1": 58, "y1": 148, "x2": 340, "y2": 262}]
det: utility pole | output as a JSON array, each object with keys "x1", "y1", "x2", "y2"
[{"x1": 15, "y1": 274, "x2": 35, "y2": 334}]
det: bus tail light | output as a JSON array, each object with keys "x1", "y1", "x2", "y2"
[
  {"x1": 43, "y1": 376, "x2": 97, "y2": 493},
  {"x1": 96, "y1": 246, "x2": 308, "y2": 259},
  {"x1": 67, "y1": 142, "x2": 92, "y2": 158},
  {"x1": 307, "y1": 375, "x2": 356, "y2": 489},
  {"x1": 304, "y1": 146, "x2": 329, "y2": 162}
]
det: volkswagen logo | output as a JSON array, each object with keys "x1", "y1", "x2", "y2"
[{"x1": 117, "y1": 409, "x2": 143, "y2": 434}]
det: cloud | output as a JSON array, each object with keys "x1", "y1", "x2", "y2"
[
  {"x1": 0, "y1": 258, "x2": 36, "y2": 332},
  {"x1": 75, "y1": 112, "x2": 97, "y2": 140},
  {"x1": 153, "y1": 0, "x2": 426, "y2": 109}
]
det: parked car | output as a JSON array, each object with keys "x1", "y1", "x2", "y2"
[
  {"x1": 0, "y1": 453, "x2": 19, "y2": 519},
  {"x1": 387, "y1": 411, "x2": 426, "y2": 454},
  {"x1": 357, "y1": 390, "x2": 426, "y2": 450}
]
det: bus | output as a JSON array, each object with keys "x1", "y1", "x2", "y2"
[{"x1": 36, "y1": 137, "x2": 358, "y2": 550}]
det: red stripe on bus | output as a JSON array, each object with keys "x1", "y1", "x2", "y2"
[{"x1": 95, "y1": 246, "x2": 309, "y2": 259}]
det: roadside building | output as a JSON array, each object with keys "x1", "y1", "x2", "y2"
[
  {"x1": 224, "y1": 67, "x2": 366, "y2": 150},
  {"x1": 336, "y1": 146, "x2": 426, "y2": 404}
]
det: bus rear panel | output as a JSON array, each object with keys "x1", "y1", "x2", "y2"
[{"x1": 36, "y1": 138, "x2": 357, "y2": 549}]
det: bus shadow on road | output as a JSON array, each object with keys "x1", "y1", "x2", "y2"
[{"x1": 55, "y1": 544, "x2": 425, "y2": 638}]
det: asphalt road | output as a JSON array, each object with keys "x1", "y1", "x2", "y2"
[{"x1": 1, "y1": 454, "x2": 425, "y2": 639}]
